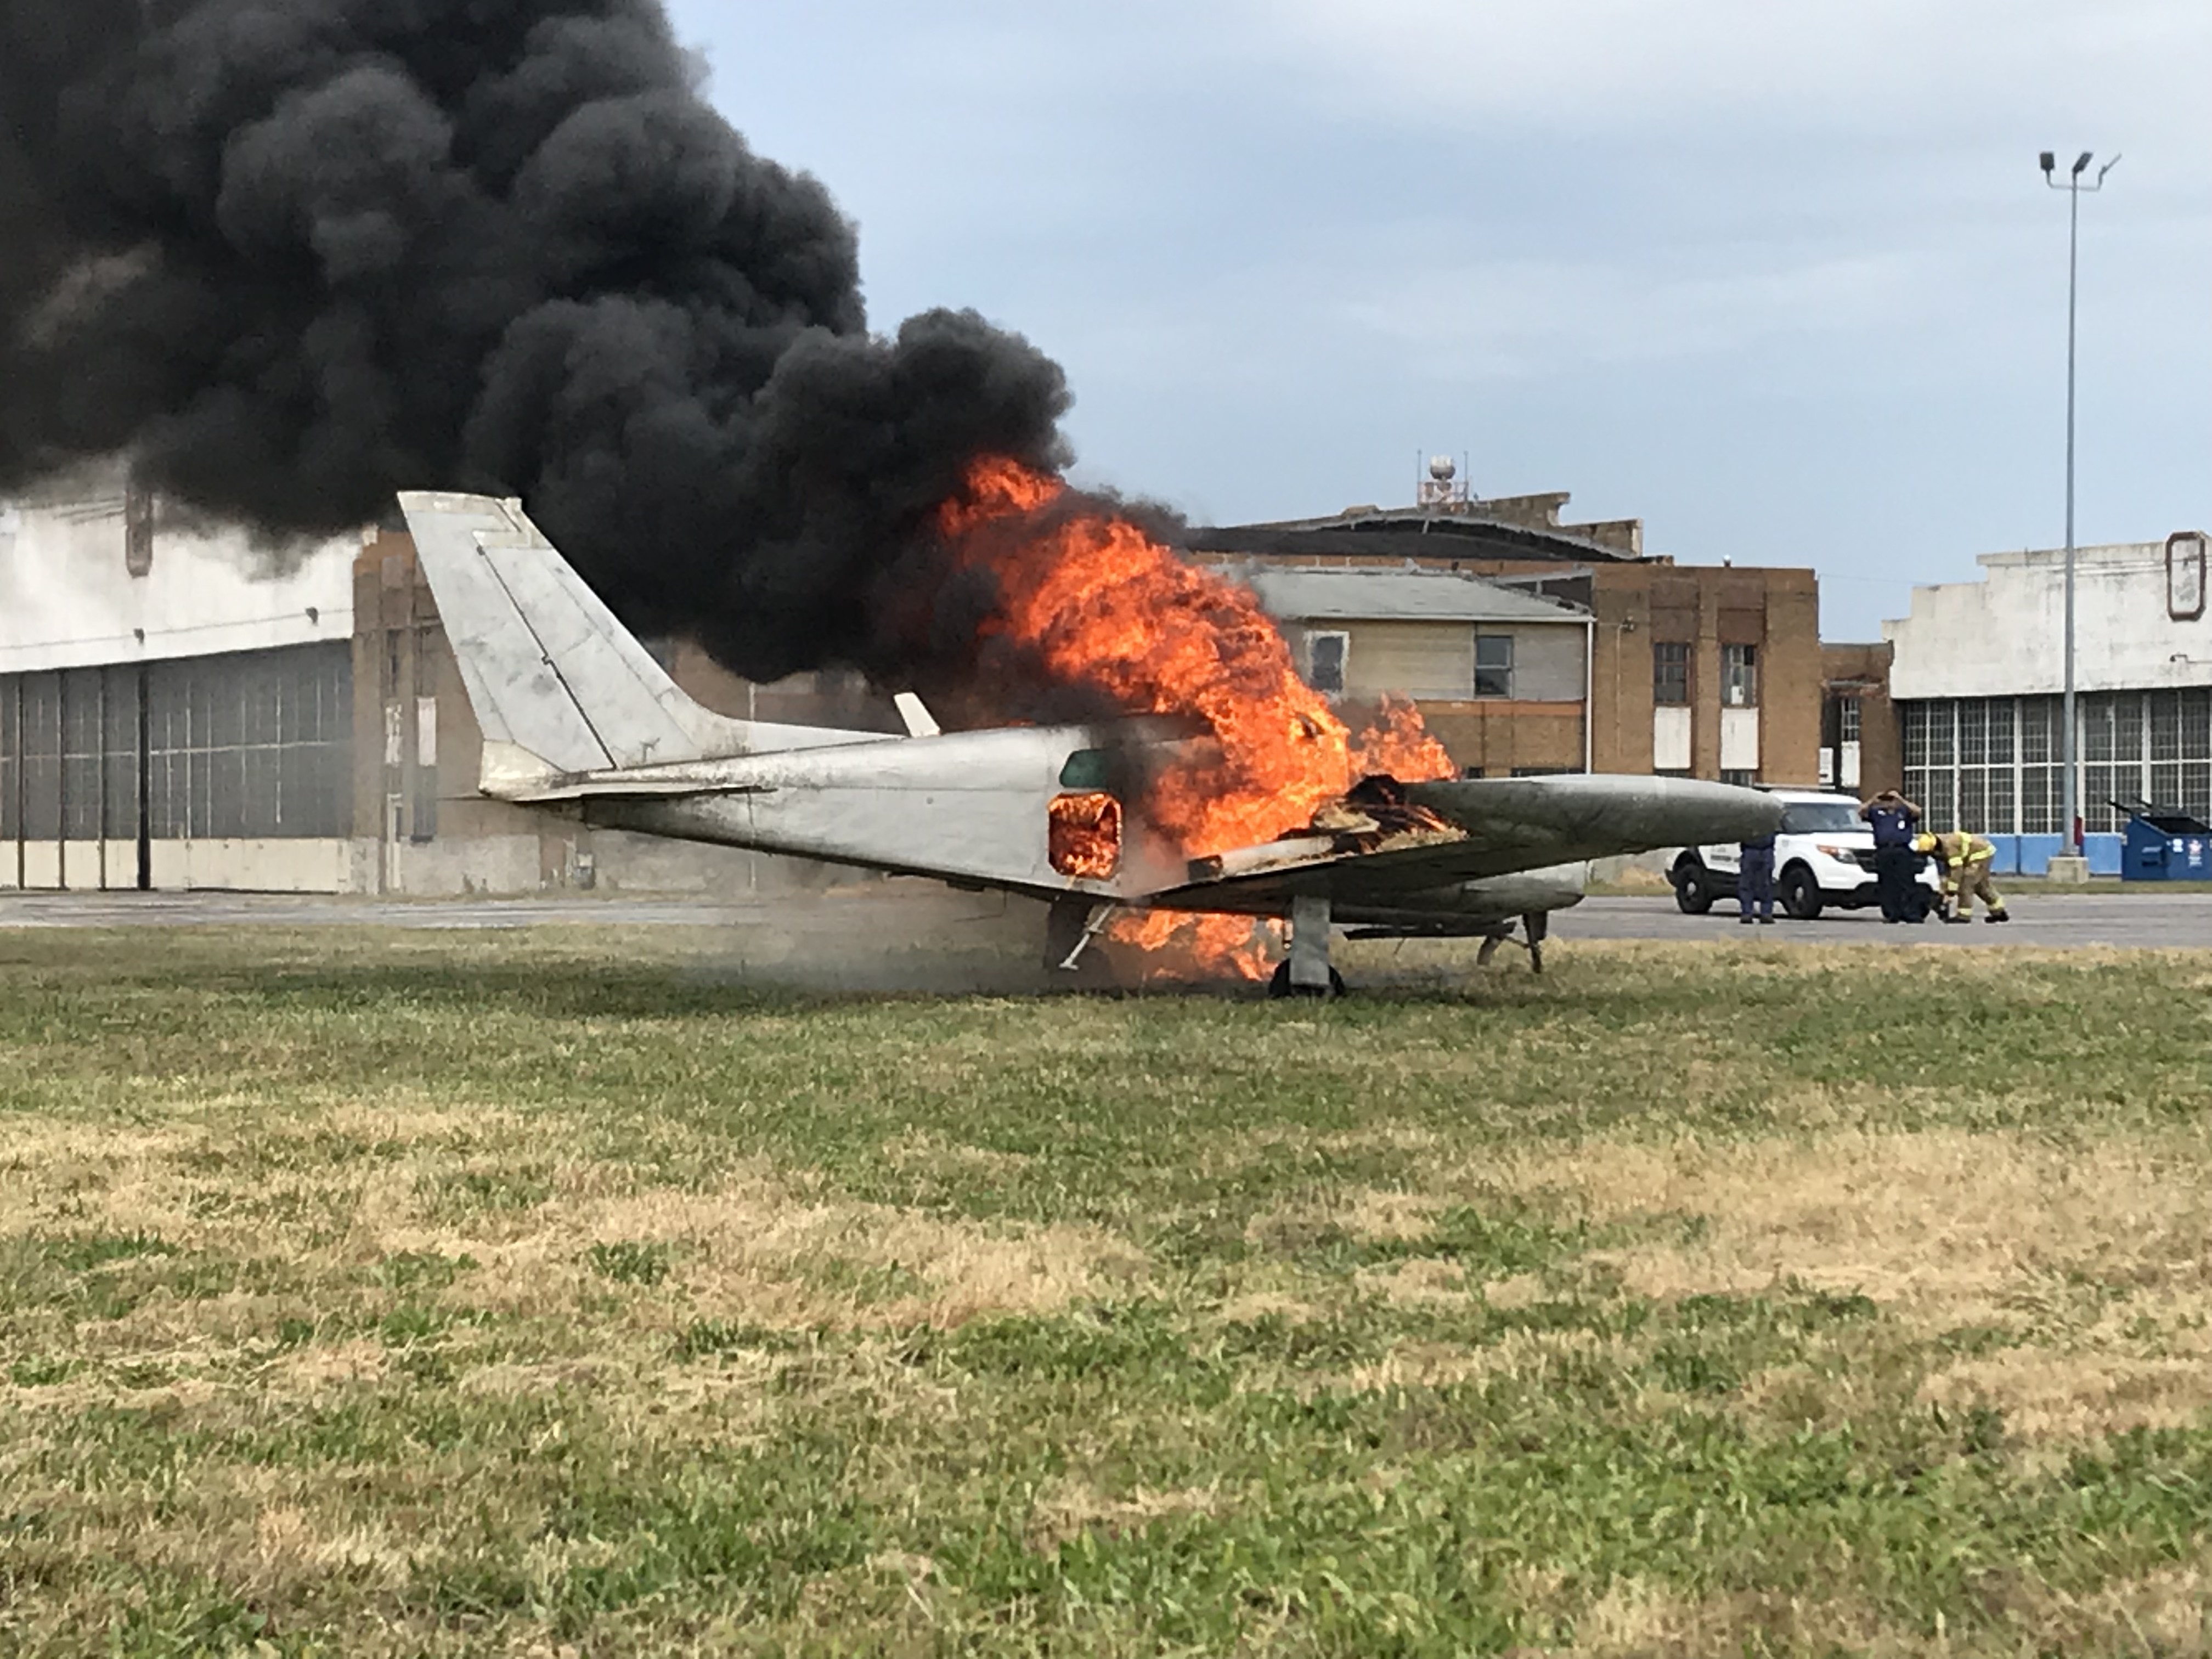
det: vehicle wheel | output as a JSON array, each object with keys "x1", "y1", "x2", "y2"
[
  {"x1": 1268, "y1": 962, "x2": 1347, "y2": 999},
  {"x1": 1673, "y1": 861, "x2": 1713, "y2": 915},
  {"x1": 1778, "y1": 865, "x2": 1823, "y2": 921}
]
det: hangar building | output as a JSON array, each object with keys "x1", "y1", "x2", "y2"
[{"x1": 1884, "y1": 532, "x2": 2212, "y2": 862}]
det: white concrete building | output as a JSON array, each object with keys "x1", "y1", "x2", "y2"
[
  {"x1": 0, "y1": 481, "x2": 363, "y2": 893},
  {"x1": 1884, "y1": 533, "x2": 2212, "y2": 845}
]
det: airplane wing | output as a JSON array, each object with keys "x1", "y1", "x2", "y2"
[{"x1": 1146, "y1": 774, "x2": 1781, "y2": 913}]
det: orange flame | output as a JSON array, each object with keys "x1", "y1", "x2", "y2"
[{"x1": 941, "y1": 456, "x2": 1457, "y2": 978}]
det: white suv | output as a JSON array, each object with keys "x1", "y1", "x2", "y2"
[{"x1": 1669, "y1": 789, "x2": 1944, "y2": 921}]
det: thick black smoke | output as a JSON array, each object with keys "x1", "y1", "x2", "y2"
[{"x1": 0, "y1": 0, "x2": 1071, "y2": 683}]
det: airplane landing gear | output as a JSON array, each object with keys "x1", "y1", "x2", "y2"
[
  {"x1": 1043, "y1": 896, "x2": 1114, "y2": 977},
  {"x1": 1475, "y1": 910, "x2": 1550, "y2": 974},
  {"x1": 1268, "y1": 961, "x2": 1347, "y2": 999},
  {"x1": 1270, "y1": 894, "x2": 1344, "y2": 998}
]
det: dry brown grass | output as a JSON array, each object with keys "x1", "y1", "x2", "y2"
[
  {"x1": 10, "y1": 929, "x2": 2212, "y2": 1655},
  {"x1": 1469, "y1": 1126, "x2": 2212, "y2": 1441}
]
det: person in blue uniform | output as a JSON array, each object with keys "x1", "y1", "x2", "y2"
[
  {"x1": 1860, "y1": 789, "x2": 1922, "y2": 923},
  {"x1": 1737, "y1": 829, "x2": 1776, "y2": 924}
]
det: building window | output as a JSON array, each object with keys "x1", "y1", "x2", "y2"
[
  {"x1": 1653, "y1": 642, "x2": 1690, "y2": 706},
  {"x1": 1838, "y1": 697, "x2": 1861, "y2": 743},
  {"x1": 145, "y1": 644, "x2": 353, "y2": 841},
  {"x1": 1722, "y1": 644, "x2": 1758, "y2": 707},
  {"x1": 1897, "y1": 691, "x2": 2205, "y2": 837},
  {"x1": 1721, "y1": 769, "x2": 1758, "y2": 787},
  {"x1": 1307, "y1": 631, "x2": 1347, "y2": 695},
  {"x1": 1474, "y1": 634, "x2": 1513, "y2": 699}
]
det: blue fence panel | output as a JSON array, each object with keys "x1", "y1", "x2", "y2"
[
  {"x1": 2086, "y1": 833, "x2": 2124, "y2": 877},
  {"x1": 1983, "y1": 835, "x2": 2021, "y2": 876},
  {"x1": 2017, "y1": 834, "x2": 2065, "y2": 877}
]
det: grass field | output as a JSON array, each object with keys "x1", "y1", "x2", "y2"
[{"x1": 5, "y1": 928, "x2": 2212, "y2": 1656}]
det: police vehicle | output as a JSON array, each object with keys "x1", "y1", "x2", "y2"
[{"x1": 1668, "y1": 788, "x2": 1944, "y2": 921}]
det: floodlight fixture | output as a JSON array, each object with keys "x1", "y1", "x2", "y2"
[
  {"x1": 2072, "y1": 150, "x2": 2093, "y2": 176},
  {"x1": 2039, "y1": 150, "x2": 2055, "y2": 174}
]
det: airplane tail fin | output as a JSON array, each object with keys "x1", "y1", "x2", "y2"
[{"x1": 396, "y1": 492, "x2": 875, "y2": 798}]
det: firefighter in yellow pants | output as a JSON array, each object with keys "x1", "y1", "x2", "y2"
[{"x1": 1915, "y1": 831, "x2": 2011, "y2": 923}]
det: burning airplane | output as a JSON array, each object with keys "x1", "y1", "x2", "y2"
[{"x1": 399, "y1": 484, "x2": 1778, "y2": 995}]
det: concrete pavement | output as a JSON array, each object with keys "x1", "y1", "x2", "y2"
[
  {"x1": 4, "y1": 888, "x2": 2211, "y2": 949},
  {"x1": 1555, "y1": 892, "x2": 2212, "y2": 949}
]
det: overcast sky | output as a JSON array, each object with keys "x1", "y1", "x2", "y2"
[{"x1": 675, "y1": 1, "x2": 2212, "y2": 641}]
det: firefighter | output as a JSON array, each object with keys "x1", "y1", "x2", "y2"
[{"x1": 1916, "y1": 830, "x2": 2011, "y2": 923}]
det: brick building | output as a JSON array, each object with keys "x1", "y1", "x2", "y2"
[
  {"x1": 1190, "y1": 488, "x2": 1826, "y2": 787},
  {"x1": 1819, "y1": 642, "x2": 1900, "y2": 798}
]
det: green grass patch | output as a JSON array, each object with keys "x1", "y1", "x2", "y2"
[{"x1": 2, "y1": 927, "x2": 2211, "y2": 1654}]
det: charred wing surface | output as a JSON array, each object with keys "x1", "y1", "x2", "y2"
[{"x1": 1152, "y1": 775, "x2": 1781, "y2": 914}]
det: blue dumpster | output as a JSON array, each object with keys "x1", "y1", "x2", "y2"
[{"x1": 2118, "y1": 802, "x2": 2212, "y2": 882}]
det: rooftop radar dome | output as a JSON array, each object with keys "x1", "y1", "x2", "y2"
[{"x1": 1428, "y1": 456, "x2": 1457, "y2": 482}]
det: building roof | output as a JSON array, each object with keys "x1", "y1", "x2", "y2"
[
  {"x1": 1187, "y1": 507, "x2": 1643, "y2": 567},
  {"x1": 1228, "y1": 562, "x2": 1591, "y2": 625}
]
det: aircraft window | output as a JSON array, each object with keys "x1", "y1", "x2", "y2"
[
  {"x1": 1049, "y1": 792, "x2": 1122, "y2": 879},
  {"x1": 1059, "y1": 749, "x2": 1118, "y2": 790}
]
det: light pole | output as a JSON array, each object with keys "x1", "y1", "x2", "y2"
[{"x1": 2041, "y1": 148, "x2": 2118, "y2": 859}]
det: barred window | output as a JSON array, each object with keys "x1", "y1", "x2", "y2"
[
  {"x1": 2020, "y1": 697, "x2": 2053, "y2": 765},
  {"x1": 1722, "y1": 644, "x2": 1758, "y2": 707},
  {"x1": 1958, "y1": 699, "x2": 1987, "y2": 767},
  {"x1": 1984, "y1": 769, "x2": 2016, "y2": 837},
  {"x1": 1838, "y1": 697, "x2": 1861, "y2": 743},
  {"x1": 1922, "y1": 769, "x2": 1957, "y2": 832},
  {"x1": 1902, "y1": 703, "x2": 1933, "y2": 768},
  {"x1": 103, "y1": 666, "x2": 139, "y2": 841},
  {"x1": 1985, "y1": 700, "x2": 2014, "y2": 766},
  {"x1": 2183, "y1": 690, "x2": 2212, "y2": 761},
  {"x1": 20, "y1": 673, "x2": 61, "y2": 841},
  {"x1": 1958, "y1": 769, "x2": 1987, "y2": 836},
  {"x1": 2083, "y1": 765, "x2": 2122, "y2": 833},
  {"x1": 1653, "y1": 642, "x2": 1690, "y2": 706},
  {"x1": 1924, "y1": 702, "x2": 1955, "y2": 766},
  {"x1": 2152, "y1": 691, "x2": 2183, "y2": 763},
  {"x1": 145, "y1": 644, "x2": 353, "y2": 840},
  {"x1": 0, "y1": 675, "x2": 16, "y2": 841}
]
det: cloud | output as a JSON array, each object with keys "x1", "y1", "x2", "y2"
[
  {"x1": 1335, "y1": 247, "x2": 1930, "y2": 379},
  {"x1": 1248, "y1": 0, "x2": 2212, "y2": 142}
]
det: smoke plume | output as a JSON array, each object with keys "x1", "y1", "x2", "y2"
[{"x1": 0, "y1": 0, "x2": 1072, "y2": 684}]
